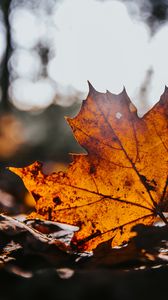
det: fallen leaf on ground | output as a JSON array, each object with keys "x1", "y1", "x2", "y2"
[
  {"x1": 9, "y1": 83, "x2": 168, "y2": 251},
  {"x1": 1, "y1": 214, "x2": 168, "y2": 273},
  {"x1": 82, "y1": 224, "x2": 168, "y2": 269},
  {"x1": 0, "y1": 214, "x2": 78, "y2": 272}
]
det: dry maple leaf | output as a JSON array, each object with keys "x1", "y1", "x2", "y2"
[{"x1": 9, "y1": 83, "x2": 168, "y2": 251}]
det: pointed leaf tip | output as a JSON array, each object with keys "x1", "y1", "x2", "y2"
[
  {"x1": 161, "y1": 85, "x2": 168, "y2": 98},
  {"x1": 106, "y1": 89, "x2": 117, "y2": 97},
  {"x1": 8, "y1": 166, "x2": 22, "y2": 177},
  {"x1": 121, "y1": 86, "x2": 127, "y2": 95},
  {"x1": 66, "y1": 116, "x2": 73, "y2": 126},
  {"x1": 87, "y1": 81, "x2": 97, "y2": 95},
  {"x1": 160, "y1": 85, "x2": 168, "y2": 105}
]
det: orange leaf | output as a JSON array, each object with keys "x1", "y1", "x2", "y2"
[{"x1": 9, "y1": 83, "x2": 168, "y2": 251}]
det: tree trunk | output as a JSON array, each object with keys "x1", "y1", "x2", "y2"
[{"x1": 0, "y1": 0, "x2": 12, "y2": 112}]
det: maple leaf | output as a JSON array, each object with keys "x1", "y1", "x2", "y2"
[{"x1": 9, "y1": 83, "x2": 168, "y2": 251}]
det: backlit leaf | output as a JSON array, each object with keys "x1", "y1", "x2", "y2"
[{"x1": 10, "y1": 83, "x2": 168, "y2": 251}]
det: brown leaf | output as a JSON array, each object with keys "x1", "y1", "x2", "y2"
[
  {"x1": 0, "y1": 215, "x2": 77, "y2": 270},
  {"x1": 9, "y1": 83, "x2": 168, "y2": 251},
  {"x1": 0, "y1": 214, "x2": 68, "y2": 252}
]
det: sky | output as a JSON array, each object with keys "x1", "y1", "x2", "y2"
[{"x1": 1, "y1": 0, "x2": 168, "y2": 114}]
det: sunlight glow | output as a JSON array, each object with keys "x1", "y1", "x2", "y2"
[
  {"x1": 7, "y1": 0, "x2": 168, "y2": 112},
  {"x1": 49, "y1": 0, "x2": 151, "y2": 109}
]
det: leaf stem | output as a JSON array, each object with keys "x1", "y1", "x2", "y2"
[{"x1": 157, "y1": 210, "x2": 168, "y2": 225}]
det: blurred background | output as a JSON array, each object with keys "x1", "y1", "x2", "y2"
[{"x1": 0, "y1": 0, "x2": 168, "y2": 213}]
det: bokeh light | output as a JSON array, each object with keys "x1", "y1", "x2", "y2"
[
  {"x1": 9, "y1": 77, "x2": 55, "y2": 111},
  {"x1": 9, "y1": 49, "x2": 42, "y2": 80},
  {"x1": 1, "y1": 0, "x2": 168, "y2": 114}
]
